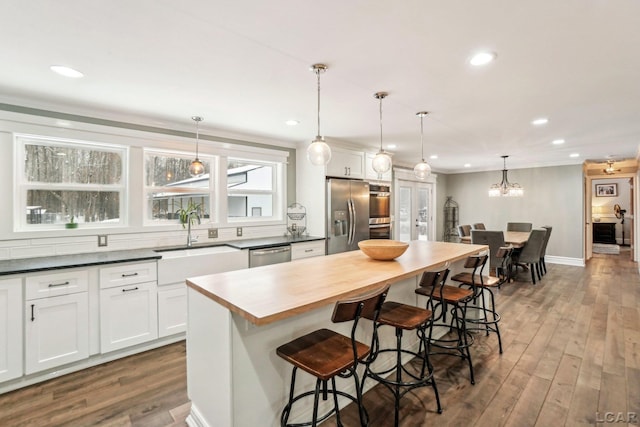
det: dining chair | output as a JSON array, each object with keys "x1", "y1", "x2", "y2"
[
  {"x1": 457, "y1": 224, "x2": 472, "y2": 237},
  {"x1": 512, "y1": 228, "x2": 547, "y2": 284},
  {"x1": 539, "y1": 226, "x2": 552, "y2": 275},
  {"x1": 506, "y1": 222, "x2": 532, "y2": 232},
  {"x1": 472, "y1": 223, "x2": 486, "y2": 230},
  {"x1": 470, "y1": 230, "x2": 511, "y2": 284}
]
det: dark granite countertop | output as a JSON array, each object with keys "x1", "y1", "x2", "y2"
[
  {"x1": 224, "y1": 235, "x2": 324, "y2": 250},
  {"x1": 0, "y1": 236, "x2": 325, "y2": 276},
  {"x1": 0, "y1": 249, "x2": 161, "y2": 276}
]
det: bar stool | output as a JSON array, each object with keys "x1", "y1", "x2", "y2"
[
  {"x1": 415, "y1": 267, "x2": 476, "y2": 384},
  {"x1": 276, "y1": 285, "x2": 388, "y2": 427},
  {"x1": 450, "y1": 253, "x2": 505, "y2": 353},
  {"x1": 361, "y1": 271, "x2": 446, "y2": 426}
]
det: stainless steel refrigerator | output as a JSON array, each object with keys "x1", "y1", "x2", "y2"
[{"x1": 326, "y1": 178, "x2": 370, "y2": 255}]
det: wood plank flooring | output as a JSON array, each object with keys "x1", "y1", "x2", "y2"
[{"x1": 1, "y1": 251, "x2": 638, "y2": 426}]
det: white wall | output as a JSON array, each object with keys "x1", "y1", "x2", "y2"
[{"x1": 440, "y1": 164, "x2": 583, "y2": 260}]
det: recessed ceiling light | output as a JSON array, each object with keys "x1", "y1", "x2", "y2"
[
  {"x1": 387, "y1": 144, "x2": 397, "y2": 149},
  {"x1": 50, "y1": 65, "x2": 84, "y2": 78},
  {"x1": 570, "y1": 153, "x2": 580, "y2": 158},
  {"x1": 552, "y1": 139, "x2": 565, "y2": 145},
  {"x1": 464, "y1": 163, "x2": 471, "y2": 168},
  {"x1": 285, "y1": 120, "x2": 299, "y2": 126},
  {"x1": 532, "y1": 118, "x2": 548, "y2": 125},
  {"x1": 469, "y1": 51, "x2": 496, "y2": 66},
  {"x1": 429, "y1": 154, "x2": 438, "y2": 159}
]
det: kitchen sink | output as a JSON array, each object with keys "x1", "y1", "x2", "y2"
[
  {"x1": 156, "y1": 245, "x2": 238, "y2": 259},
  {"x1": 156, "y1": 245, "x2": 248, "y2": 285}
]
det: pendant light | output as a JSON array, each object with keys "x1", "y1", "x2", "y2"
[
  {"x1": 306, "y1": 64, "x2": 332, "y2": 166},
  {"x1": 488, "y1": 155, "x2": 523, "y2": 197},
  {"x1": 371, "y1": 92, "x2": 392, "y2": 177},
  {"x1": 413, "y1": 111, "x2": 431, "y2": 180},
  {"x1": 189, "y1": 116, "x2": 205, "y2": 177}
]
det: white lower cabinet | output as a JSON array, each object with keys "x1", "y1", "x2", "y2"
[
  {"x1": 158, "y1": 284, "x2": 187, "y2": 338},
  {"x1": 25, "y1": 291, "x2": 89, "y2": 375},
  {"x1": 100, "y1": 281, "x2": 158, "y2": 353},
  {"x1": 291, "y1": 240, "x2": 326, "y2": 260},
  {"x1": 0, "y1": 278, "x2": 22, "y2": 382}
]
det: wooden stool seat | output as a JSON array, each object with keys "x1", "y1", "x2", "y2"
[
  {"x1": 377, "y1": 301, "x2": 433, "y2": 330},
  {"x1": 450, "y1": 272, "x2": 501, "y2": 287},
  {"x1": 277, "y1": 328, "x2": 370, "y2": 381},
  {"x1": 417, "y1": 284, "x2": 474, "y2": 303}
]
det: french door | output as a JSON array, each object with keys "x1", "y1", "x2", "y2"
[{"x1": 396, "y1": 180, "x2": 434, "y2": 242}]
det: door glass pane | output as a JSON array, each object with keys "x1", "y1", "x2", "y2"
[
  {"x1": 398, "y1": 186, "x2": 412, "y2": 242},
  {"x1": 417, "y1": 187, "x2": 429, "y2": 240}
]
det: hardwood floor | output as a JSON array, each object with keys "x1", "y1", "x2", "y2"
[{"x1": 1, "y1": 251, "x2": 638, "y2": 426}]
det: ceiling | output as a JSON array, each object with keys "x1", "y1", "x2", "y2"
[{"x1": 1, "y1": 0, "x2": 639, "y2": 174}]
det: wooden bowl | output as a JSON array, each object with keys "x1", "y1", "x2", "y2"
[{"x1": 358, "y1": 240, "x2": 409, "y2": 261}]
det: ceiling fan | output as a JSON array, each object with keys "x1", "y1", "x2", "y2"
[{"x1": 604, "y1": 160, "x2": 621, "y2": 174}]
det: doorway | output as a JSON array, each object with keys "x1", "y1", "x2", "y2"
[{"x1": 394, "y1": 177, "x2": 435, "y2": 242}]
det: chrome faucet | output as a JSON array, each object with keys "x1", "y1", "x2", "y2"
[{"x1": 186, "y1": 210, "x2": 201, "y2": 247}]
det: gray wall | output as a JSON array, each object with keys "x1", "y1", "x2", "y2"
[{"x1": 435, "y1": 164, "x2": 584, "y2": 259}]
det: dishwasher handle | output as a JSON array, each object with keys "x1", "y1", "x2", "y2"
[{"x1": 251, "y1": 246, "x2": 291, "y2": 256}]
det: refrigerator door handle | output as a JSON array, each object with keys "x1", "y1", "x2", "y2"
[
  {"x1": 351, "y1": 198, "x2": 357, "y2": 244},
  {"x1": 347, "y1": 198, "x2": 354, "y2": 245}
]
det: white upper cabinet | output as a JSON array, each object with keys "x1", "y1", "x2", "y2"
[
  {"x1": 325, "y1": 147, "x2": 364, "y2": 179},
  {"x1": 365, "y1": 152, "x2": 393, "y2": 182}
]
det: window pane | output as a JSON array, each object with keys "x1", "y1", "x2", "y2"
[
  {"x1": 27, "y1": 190, "x2": 120, "y2": 224},
  {"x1": 227, "y1": 160, "x2": 272, "y2": 190},
  {"x1": 228, "y1": 194, "x2": 272, "y2": 218},
  {"x1": 148, "y1": 193, "x2": 210, "y2": 220},
  {"x1": 25, "y1": 144, "x2": 122, "y2": 184},
  {"x1": 145, "y1": 154, "x2": 209, "y2": 186}
]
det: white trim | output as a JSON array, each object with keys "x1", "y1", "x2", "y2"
[{"x1": 545, "y1": 255, "x2": 584, "y2": 267}]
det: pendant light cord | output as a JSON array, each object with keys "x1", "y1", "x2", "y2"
[
  {"x1": 316, "y1": 68, "x2": 321, "y2": 137},
  {"x1": 379, "y1": 95, "x2": 383, "y2": 152},
  {"x1": 420, "y1": 114, "x2": 425, "y2": 161}
]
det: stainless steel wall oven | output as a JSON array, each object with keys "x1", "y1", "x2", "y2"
[{"x1": 369, "y1": 184, "x2": 391, "y2": 239}]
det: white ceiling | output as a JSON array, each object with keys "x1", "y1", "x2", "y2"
[{"x1": 1, "y1": 0, "x2": 639, "y2": 173}]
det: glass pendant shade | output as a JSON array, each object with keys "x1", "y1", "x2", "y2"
[
  {"x1": 488, "y1": 155, "x2": 523, "y2": 197},
  {"x1": 307, "y1": 136, "x2": 332, "y2": 165},
  {"x1": 413, "y1": 160, "x2": 431, "y2": 180},
  {"x1": 372, "y1": 92, "x2": 392, "y2": 176},
  {"x1": 307, "y1": 64, "x2": 331, "y2": 166},
  {"x1": 372, "y1": 150, "x2": 392, "y2": 175},
  {"x1": 189, "y1": 116, "x2": 205, "y2": 177},
  {"x1": 413, "y1": 111, "x2": 431, "y2": 180},
  {"x1": 189, "y1": 158, "x2": 205, "y2": 176}
]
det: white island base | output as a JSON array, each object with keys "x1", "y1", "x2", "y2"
[{"x1": 185, "y1": 241, "x2": 486, "y2": 427}]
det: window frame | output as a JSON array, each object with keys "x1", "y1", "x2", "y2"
[{"x1": 14, "y1": 133, "x2": 129, "y2": 232}]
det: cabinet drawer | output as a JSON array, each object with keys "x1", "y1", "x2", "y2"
[
  {"x1": 26, "y1": 270, "x2": 89, "y2": 300},
  {"x1": 100, "y1": 261, "x2": 157, "y2": 289},
  {"x1": 291, "y1": 241, "x2": 325, "y2": 260}
]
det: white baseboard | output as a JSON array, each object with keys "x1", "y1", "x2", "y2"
[{"x1": 545, "y1": 255, "x2": 584, "y2": 267}]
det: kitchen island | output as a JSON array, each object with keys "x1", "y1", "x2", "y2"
[{"x1": 185, "y1": 240, "x2": 487, "y2": 427}]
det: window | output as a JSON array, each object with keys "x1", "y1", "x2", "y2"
[
  {"x1": 227, "y1": 158, "x2": 281, "y2": 221},
  {"x1": 16, "y1": 135, "x2": 127, "y2": 230},
  {"x1": 144, "y1": 150, "x2": 213, "y2": 223}
]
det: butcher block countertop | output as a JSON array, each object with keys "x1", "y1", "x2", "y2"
[{"x1": 186, "y1": 240, "x2": 487, "y2": 326}]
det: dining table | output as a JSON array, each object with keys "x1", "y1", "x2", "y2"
[{"x1": 460, "y1": 230, "x2": 530, "y2": 248}]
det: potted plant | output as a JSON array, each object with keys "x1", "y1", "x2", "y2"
[
  {"x1": 175, "y1": 201, "x2": 201, "y2": 228},
  {"x1": 65, "y1": 215, "x2": 78, "y2": 229}
]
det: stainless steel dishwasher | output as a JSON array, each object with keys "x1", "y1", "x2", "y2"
[{"x1": 249, "y1": 245, "x2": 291, "y2": 268}]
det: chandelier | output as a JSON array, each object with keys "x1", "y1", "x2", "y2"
[
  {"x1": 189, "y1": 116, "x2": 205, "y2": 177},
  {"x1": 306, "y1": 64, "x2": 332, "y2": 166},
  {"x1": 413, "y1": 111, "x2": 431, "y2": 180},
  {"x1": 371, "y1": 92, "x2": 392, "y2": 177},
  {"x1": 488, "y1": 155, "x2": 523, "y2": 197}
]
